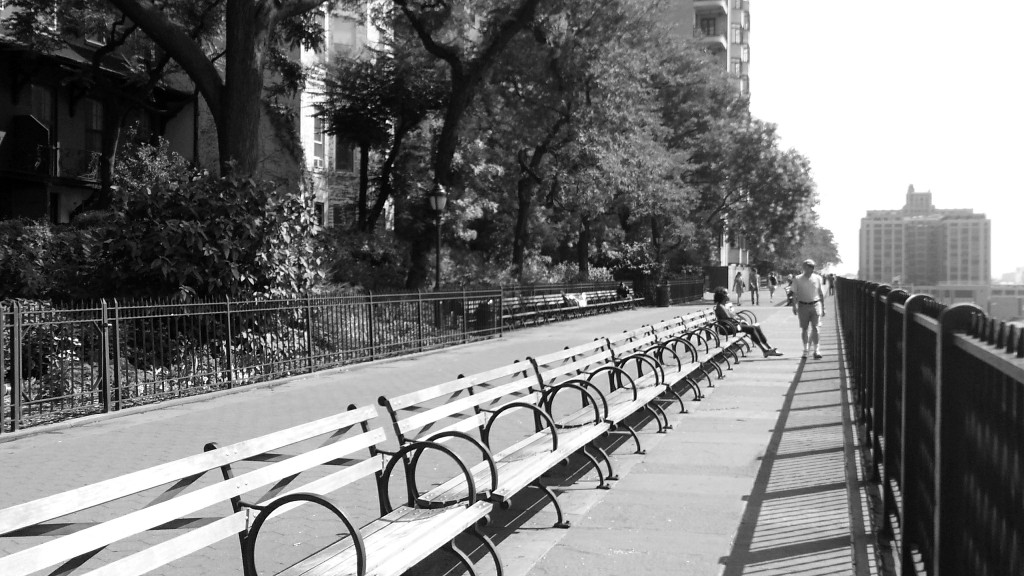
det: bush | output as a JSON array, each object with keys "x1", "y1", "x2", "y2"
[
  {"x1": 105, "y1": 174, "x2": 323, "y2": 298},
  {"x1": 0, "y1": 219, "x2": 106, "y2": 300},
  {"x1": 319, "y1": 229, "x2": 409, "y2": 291}
]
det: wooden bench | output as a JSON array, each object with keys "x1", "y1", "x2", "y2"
[
  {"x1": 378, "y1": 359, "x2": 611, "y2": 532},
  {"x1": 0, "y1": 405, "x2": 497, "y2": 576}
]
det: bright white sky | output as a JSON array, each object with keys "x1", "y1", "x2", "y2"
[{"x1": 748, "y1": 1, "x2": 1024, "y2": 279}]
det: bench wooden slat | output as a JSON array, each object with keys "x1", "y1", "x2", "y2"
[
  {"x1": 393, "y1": 376, "x2": 537, "y2": 437},
  {"x1": 0, "y1": 405, "x2": 378, "y2": 536},
  {"x1": 79, "y1": 513, "x2": 247, "y2": 576},
  {"x1": 385, "y1": 362, "x2": 533, "y2": 411},
  {"x1": 0, "y1": 428, "x2": 385, "y2": 576}
]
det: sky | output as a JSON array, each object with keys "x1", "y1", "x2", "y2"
[{"x1": 748, "y1": 1, "x2": 1024, "y2": 279}]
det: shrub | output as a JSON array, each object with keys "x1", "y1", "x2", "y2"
[{"x1": 0, "y1": 219, "x2": 106, "y2": 300}]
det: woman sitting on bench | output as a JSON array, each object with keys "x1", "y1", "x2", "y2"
[{"x1": 713, "y1": 287, "x2": 783, "y2": 358}]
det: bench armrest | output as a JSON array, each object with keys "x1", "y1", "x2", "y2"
[
  {"x1": 583, "y1": 365, "x2": 639, "y2": 402},
  {"x1": 482, "y1": 401, "x2": 560, "y2": 452},
  {"x1": 660, "y1": 336, "x2": 699, "y2": 363},
  {"x1": 540, "y1": 381, "x2": 607, "y2": 425},
  {"x1": 381, "y1": 441, "x2": 479, "y2": 512},
  {"x1": 243, "y1": 492, "x2": 366, "y2": 576},
  {"x1": 614, "y1": 352, "x2": 665, "y2": 387},
  {"x1": 412, "y1": 431, "x2": 499, "y2": 498}
]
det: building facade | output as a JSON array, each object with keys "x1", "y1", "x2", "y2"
[
  {"x1": 665, "y1": 0, "x2": 751, "y2": 96},
  {"x1": 859, "y1": 185, "x2": 991, "y2": 285}
]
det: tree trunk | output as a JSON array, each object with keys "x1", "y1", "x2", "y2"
[
  {"x1": 577, "y1": 215, "x2": 591, "y2": 281},
  {"x1": 357, "y1": 141, "x2": 370, "y2": 231},
  {"x1": 221, "y1": 0, "x2": 271, "y2": 176},
  {"x1": 366, "y1": 121, "x2": 410, "y2": 232},
  {"x1": 512, "y1": 176, "x2": 535, "y2": 279}
]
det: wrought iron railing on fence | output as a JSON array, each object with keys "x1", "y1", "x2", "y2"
[
  {"x1": 0, "y1": 289, "x2": 502, "y2": 433},
  {"x1": 0, "y1": 281, "x2": 673, "y2": 433},
  {"x1": 836, "y1": 277, "x2": 1023, "y2": 576}
]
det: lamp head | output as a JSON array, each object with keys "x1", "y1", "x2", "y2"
[{"x1": 428, "y1": 185, "x2": 448, "y2": 213}]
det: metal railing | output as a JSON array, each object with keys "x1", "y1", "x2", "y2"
[
  {"x1": 836, "y1": 277, "x2": 1023, "y2": 575},
  {"x1": 0, "y1": 289, "x2": 503, "y2": 433},
  {"x1": 0, "y1": 282, "x2": 661, "y2": 433}
]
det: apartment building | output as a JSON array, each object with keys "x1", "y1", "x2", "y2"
[
  {"x1": 0, "y1": 5, "x2": 196, "y2": 223},
  {"x1": 859, "y1": 186, "x2": 991, "y2": 285},
  {"x1": 666, "y1": 0, "x2": 751, "y2": 96}
]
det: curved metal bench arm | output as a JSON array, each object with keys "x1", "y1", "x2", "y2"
[
  {"x1": 736, "y1": 309, "x2": 758, "y2": 324},
  {"x1": 243, "y1": 492, "x2": 367, "y2": 576},
  {"x1": 482, "y1": 401, "x2": 560, "y2": 452},
  {"x1": 410, "y1": 431, "x2": 499, "y2": 498},
  {"x1": 684, "y1": 327, "x2": 711, "y2": 353},
  {"x1": 584, "y1": 365, "x2": 638, "y2": 401},
  {"x1": 663, "y1": 336, "x2": 700, "y2": 364},
  {"x1": 692, "y1": 325, "x2": 721, "y2": 349},
  {"x1": 615, "y1": 352, "x2": 665, "y2": 387},
  {"x1": 381, "y1": 440, "x2": 478, "y2": 513},
  {"x1": 650, "y1": 342, "x2": 683, "y2": 372},
  {"x1": 540, "y1": 381, "x2": 607, "y2": 425}
]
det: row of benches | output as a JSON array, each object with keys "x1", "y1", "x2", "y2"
[
  {"x1": 0, "y1": 308, "x2": 753, "y2": 576},
  {"x1": 501, "y1": 289, "x2": 646, "y2": 329}
]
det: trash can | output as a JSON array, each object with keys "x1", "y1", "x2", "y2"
[{"x1": 655, "y1": 285, "x2": 670, "y2": 307}]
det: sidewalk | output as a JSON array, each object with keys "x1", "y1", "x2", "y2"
[{"x1": 0, "y1": 297, "x2": 880, "y2": 576}]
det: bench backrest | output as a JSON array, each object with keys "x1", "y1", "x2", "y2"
[
  {"x1": 529, "y1": 339, "x2": 616, "y2": 388},
  {"x1": 0, "y1": 405, "x2": 385, "y2": 576},
  {"x1": 380, "y1": 361, "x2": 541, "y2": 444}
]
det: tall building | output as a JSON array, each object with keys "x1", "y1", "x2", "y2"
[
  {"x1": 859, "y1": 186, "x2": 991, "y2": 285},
  {"x1": 665, "y1": 0, "x2": 751, "y2": 96}
]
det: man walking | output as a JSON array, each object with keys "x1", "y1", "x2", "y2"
[
  {"x1": 749, "y1": 270, "x2": 760, "y2": 305},
  {"x1": 792, "y1": 259, "x2": 827, "y2": 359}
]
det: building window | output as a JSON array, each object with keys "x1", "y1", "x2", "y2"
[
  {"x1": 31, "y1": 84, "x2": 54, "y2": 129},
  {"x1": 731, "y1": 24, "x2": 743, "y2": 44},
  {"x1": 85, "y1": 99, "x2": 103, "y2": 152},
  {"x1": 739, "y1": 75, "x2": 749, "y2": 94},
  {"x1": 699, "y1": 18, "x2": 716, "y2": 36},
  {"x1": 314, "y1": 202, "x2": 324, "y2": 226},
  {"x1": 335, "y1": 138, "x2": 355, "y2": 172},
  {"x1": 731, "y1": 58, "x2": 742, "y2": 75},
  {"x1": 312, "y1": 116, "x2": 325, "y2": 169},
  {"x1": 741, "y1": 45, "x2": 750, "y2": 63},
  {"x1": 733, "y1": 0, "x2": 743, "y2": 8}
]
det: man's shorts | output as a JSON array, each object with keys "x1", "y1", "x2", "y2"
[{"x1": 798, "y1": 301, "x2": 822, "y2": 329}]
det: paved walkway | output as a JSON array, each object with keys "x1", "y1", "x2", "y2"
[{"x1": 0, "y1": 297, "x2": 880, "y2": 576}]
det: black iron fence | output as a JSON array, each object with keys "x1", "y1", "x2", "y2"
[
  {"x1": 632, "y1": 276, "x2": 706, "y2": 306},
  {"x1": 0, "y1": 281, "x2": 668, "y2": 434},
  {"x1": 835, "y1": 277, "x2": 1023, "y2": 575},
  {"x1": 0, "y1": 289, "x2": 503, "y2": 433}
]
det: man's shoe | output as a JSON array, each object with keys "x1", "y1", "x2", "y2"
[
  {"x1": 764, "y1": 348, "x2": 783, "y2": 357},
  {"x1": 813, "y1": 351, "x2": 823, "y2": 359}
]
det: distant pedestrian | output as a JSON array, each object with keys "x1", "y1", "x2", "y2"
[
  {"x1": 749, "y1": 270, "x2": 760, "y2": 305},
  {"x1": 828, "y1": 273, "x2": 836, "y2": 295},
  {"x1": 733, "y1": 271, "x2": 745, "y2": 304},
  {"x1": 791, "y1": 259, "x2": 827, "y2": 359},
  {"x1": 714, "y1": 287, "x2": 782, "y2": 358},
  {"x1": 767, "y1": 272, "x2": 778, "y2": 302}
]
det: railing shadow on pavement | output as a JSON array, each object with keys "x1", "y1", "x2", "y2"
[{"x1": 719, "y1": 327, "x2": 880, "y2": 576}]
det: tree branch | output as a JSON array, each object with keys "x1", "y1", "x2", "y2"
[
  {"x1": 394, "y1": 0, "x2": 462, "y2": 70},
  {"x1": 105, "y1": 0, "x2": 225, "y2": 120}
]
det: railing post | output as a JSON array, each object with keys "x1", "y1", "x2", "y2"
[
  {"x1": 417, "y1": 291, "x2": 424, "y2": 353},
  {"x1": 900, "y1": 293, "x2": 931, "y2": 573},
  {"x1": 462, "y1": 288, "x2": 468, "y2": 344},
  {"x1": 11, "y1": 301, "x2": 22, "y2": 431},
  {"x1": 110, "y1": 299, "x2": 123, "y2": 411},
  {"x1": 0, "y1": 303, "x2": 6, "y2": 434},
  {"x1": 99, "y1": 299, "x2": 111, "y2": 413},
  {"x1": 368, "y1": 292, "x2": 375, "y2": 361},
  {"x1": 933, "y1": 303, "x2": 984, "y2": 575},
  {"x1": 304, "y1": 295, "x2": 314, "y2": 373},
  {"x1": 224, "y1": 297, "x2": 234, "y2": 388}
]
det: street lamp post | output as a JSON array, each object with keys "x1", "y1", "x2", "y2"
[{"x1": 428, "y1": 185, "x2": 448, "y2": 291}]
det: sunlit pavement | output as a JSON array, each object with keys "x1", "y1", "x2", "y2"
[{"x1": 0, "y1": 296, "x2": 880, "y2": 576}]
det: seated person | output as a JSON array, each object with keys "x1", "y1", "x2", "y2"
[
  {"x1": 713, "y1": 287, "x2": 783, "y2": 358},
  {"x1": 616, "y1": 282, "x2": 631, "y2": 299}
]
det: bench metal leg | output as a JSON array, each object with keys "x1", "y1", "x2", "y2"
[
  {"x1": 446, "y1": 540, "x2": 478, "y2": 576},
  {"x1": 644, "y1": 404, "x2": 666, "y2": 433},
  {"x1": 589, "y1": 441, "x2": 619, "y2": 481},
  {"x1": 471, "y1": 519, "x2": 506, "y2": 574},
  {"x1": 613, "y1": 423, "x2": 645, "y2": 454},
  {"x1": 579, "y1": 447, "x2": 610, "y2": 490},
  {"x1": 649, "y1": 402, "x2": 672, "y2": 432},
  {"x1": 531, "y1": 479, "x2": 571, "y2": 528},
  {"x1": 683, "y1": 376, "x2": 704, "y2": 401},
  {"x1": 663, "y1": 385, "x2": 687, "y2": 413}
]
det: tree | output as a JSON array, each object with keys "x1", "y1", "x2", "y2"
[{"x1": 100, "y1": 0, "x2": 328, "y2": 176}]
